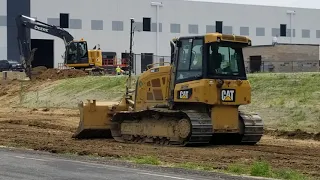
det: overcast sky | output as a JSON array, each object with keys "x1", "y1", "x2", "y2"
[{"x1": 190, "y1": 0, "x2": 320, "y2": 9}]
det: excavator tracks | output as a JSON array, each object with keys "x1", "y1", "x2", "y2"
[{"x1": 110, "y1": 108, "x2": 213, "y2": 146}]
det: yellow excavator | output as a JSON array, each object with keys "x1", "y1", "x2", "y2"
[{"x1": 72, "y1": 19, "x2": 264, "y2": 146}]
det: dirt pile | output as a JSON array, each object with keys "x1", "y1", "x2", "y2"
[
  {"x1": 32, "y1": 66, "x2": 48, "y2": 75},
  {"x1": 265, "y1": 129, "x2": 320, "y2": 141},
  {"x1": 33, "y1": 68, "x2": 87, "y2": 80}
]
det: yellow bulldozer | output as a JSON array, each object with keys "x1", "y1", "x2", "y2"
[{"x1": 72, "y1": 19, "x2": 263, "y2": 146}]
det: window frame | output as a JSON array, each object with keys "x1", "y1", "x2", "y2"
[
  {"x1": 59, "y1": 13, "x2": 69, "y2": 28},
  {"x1": 175, "y1": 36, "x2": 205, "y2": 84},
  {"x1": 143, "y1": 17, "x2": 151, "y2": 32},
  {"x1": 65, "y1": 41, "x2": 89, "y2": 64},
  {"x1": 206, "y1": 42, "x2": 247, "y2": 80}
]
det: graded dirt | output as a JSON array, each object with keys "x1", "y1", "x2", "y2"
[
  {"x1": 1, "y1": 73, "x2": 320, "y2": 178},
  {"x1": 0, "y1": 107, "x2": 319, "y2": 178}
]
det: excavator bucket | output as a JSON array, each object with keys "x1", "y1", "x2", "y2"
[{"x1": 72, "y1": 97, "x2": 128, "y2": 139}]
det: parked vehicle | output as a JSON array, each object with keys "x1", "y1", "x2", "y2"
[
  {"x1": 8, "y1": 60, "x2": 24, "y2": 72},
  {"x1": 0, "y1": 60, "x2": 24, "y2": 72},
  {"x1": 0, "y1": 60, "x2": 10, "y2": 72}
]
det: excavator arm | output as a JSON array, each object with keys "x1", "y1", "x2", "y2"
[{"x1": 15, "y1": 14, "x2": 74, "y2": 79}]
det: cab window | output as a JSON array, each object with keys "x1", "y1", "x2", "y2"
[
  {"x1": 207, "y1": 43, "x2": 246, "y2": 79},
  {"x1": 176, "y1": 38, "x2": 203, "y2": 82}
]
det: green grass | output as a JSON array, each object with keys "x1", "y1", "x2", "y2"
[
  {"x1": 124, "y1": 155, "x2": 311, "y2": 180},
  {"x1": 248, "y1": 160, "x2": 310, "y2": 180},
  {"x1": 250, "y1": 160, "x2": 271, "y2": 177},
  {"x1": 179, "y1": 160, "x2": 310, "y2": 180},
  {"x1": 14, "y1": 72, "x2": 320, "y2": 133},
  {"x1": 175, "y1": 162, "x2": 218, "y2": 171},
  {"x1": 241, "y1": 72, "x2": 320, "y2": 133},
  {"x1": 125, "y1": 155, "x2": 162, "y2": 165},
  {"x1": 51, "y1": 76, "x2": 128, "y2": 94},
  {"x1": 17, "y1": 76, "x2": 131, "y2": 108},
  {"x1": 227, "y1": 163, "x2": 249, "y2": 175}
]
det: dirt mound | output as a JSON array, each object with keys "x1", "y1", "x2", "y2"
[
  {"x1": 32, "y1": 66, "x2": 48, "y2": 73},
  {"x1": 265, "y1": 129, "x2": 320, "y2": 141},
  {"x1": 314, "y1": 133, "x2": 320, "y2": 141},
  {"x1": 0, "y1": 80, "x2": 21, "y2": 97},
  {"x1": 35, "y1": 68, "x2": 87, "y2": 80},
  {"x1": 31, "y1": 66, "x2": 48, "y2": 76}
]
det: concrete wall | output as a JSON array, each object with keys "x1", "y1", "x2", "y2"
[
  {"x1": 0, "y1": 0, "x2": 7, "y2": 60},
  {"x1": 6, "y1": 0, "x2": 30, "y2": 62},
  {"x1": 26, "y1": 0, "x2": 320, "y2": 68},
  {"x1": 243, "y1": 44, "x2": 320, "y2": 72}
]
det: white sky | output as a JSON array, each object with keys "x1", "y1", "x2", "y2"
[{"x1": 190, "y1": 0, "x2": 320, "y2": 9}]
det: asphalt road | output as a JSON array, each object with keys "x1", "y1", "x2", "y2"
[{"x1": 0, "y1": 147, "x2": 271, "y2": 180}]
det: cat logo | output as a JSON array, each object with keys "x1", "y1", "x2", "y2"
[
  {"x1": 221, "y1": 89, "x2": 235, "y2": 102},
  {"x1": 179, "y1": 91, "x2": 189, "y2": 99},
  {"x1": 177, "y1": 89, "x2": 192, "y2": 99}
]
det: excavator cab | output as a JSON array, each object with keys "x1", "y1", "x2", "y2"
[
  {"x1": 65, "y1": 40, "x2": 88, "y2": 65},
  {"x1": 65, "y1": 39, "x2": 103, "y2": 69}
]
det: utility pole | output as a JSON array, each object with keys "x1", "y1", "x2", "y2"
[{"x1": 126, "y1": 18, "x2": 134, "y2": 97}]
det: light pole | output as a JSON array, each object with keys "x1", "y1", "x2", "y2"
[
  {"x1": 286, "y1": 10, "x2": 296, "y2": 44},
  {"x1": 151, "y1": 1, "x2": 163, "y2": 64}
]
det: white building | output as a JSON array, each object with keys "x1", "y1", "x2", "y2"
[{"x1": 1, "y1": 0, "x2": 320, "y2": 73}]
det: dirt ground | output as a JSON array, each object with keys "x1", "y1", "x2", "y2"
[
  {"x1": 32, "y1": 67, "x2": 87, "y2": 80},
  {"x1": 0, "y1": 107, "x2": 319, "y2": 178},
  {"x1": 0, "y1": 72, "x2": 320, "y2": 179}
]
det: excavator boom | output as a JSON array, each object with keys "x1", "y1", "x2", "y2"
[{"x1": 15, "y1": 14, "x2": 94, "y2": 78}]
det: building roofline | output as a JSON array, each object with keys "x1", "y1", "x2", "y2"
[
  {"x1": 184, "y1": 0, "x2": 320, "y2": 10},
  {"x1": 247, "y1": 43, "x2": 320, "y2": 48}
]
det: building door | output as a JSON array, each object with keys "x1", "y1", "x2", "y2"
[
  {"x1": 249, "y1": 55, "x2": 262, "y2": 73},
  {"x1": 31, "y1": 39, "x2": 54, "y2": 68},
  {"x1": 141, "y1": 53, "x2": 153, "y2": 73}
]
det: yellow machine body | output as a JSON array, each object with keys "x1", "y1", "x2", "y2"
[
  {"x1": 64, "y1": 39, "x2": 104, "y2": 74},
  {"x1": 73, "y1": 33, "x2": 264, "y2": 146}
]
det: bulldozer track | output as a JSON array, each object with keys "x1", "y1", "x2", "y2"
[
  {"x1": 239, "y1": 111, "x2": 264, "y2": 145},
  {"x1": 110, "y1": 108, "x2": 213, "y2": 146},
  {"x1": 110, "y1": 108, "x2": 264, "y2": 146},
  {"x1": 183, "y1": 110, "x2": 213, "y2": 146}
]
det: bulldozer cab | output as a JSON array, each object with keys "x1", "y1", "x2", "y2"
[
  {"x1": 171, "y1": 33, "x2": 251, "y2": 84},
  {"x1": 168, "y1": 33, "x2": 252, "y2": 104}
]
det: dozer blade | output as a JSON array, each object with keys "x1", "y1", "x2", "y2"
[{"x1": 72, "y1": 99, "x2": 121, "y2": 139}]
